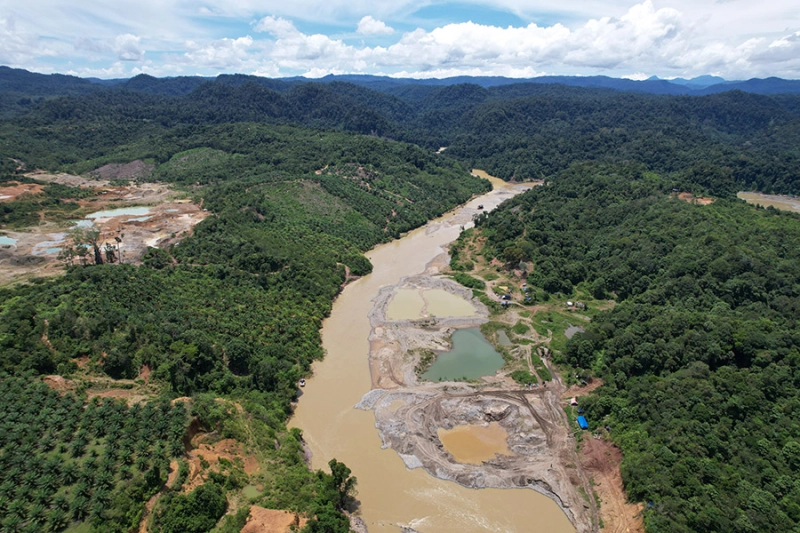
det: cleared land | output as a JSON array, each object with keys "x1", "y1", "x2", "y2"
[{"x1": 1, "y1": 166, "x2": 208, "y2": 285}]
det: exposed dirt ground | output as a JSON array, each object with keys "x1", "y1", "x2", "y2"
[
  {"x1": 1, "y1": 169, "x2": 209, "y2": 286},
  {"x1": 676, "y1": 192, "x2": 715, "y2": 205},
  {"x1": 184, "y1": 436, "x2": 261, "y2": 493},
  {"x1": 0, "y1": 181, "x2": 45, "y2": 201},
  {"x1": 581, "y1": 439, "x2": 644, "y2": 533},
  {"x1": 241, "y1": 507, "x2": 307, "y2": 533}
]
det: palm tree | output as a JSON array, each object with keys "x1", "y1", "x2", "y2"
[
  {"x1": 45, "y1": 508, "x2": 68, "y2": 532},
  {"x1": 1, "y1": 514, "x2": 23, "y2": 533},
  {"x1": 60, "y1": 462, "x2": 78, "y2": 486},
  {"x1": 70, "y1": 496, "x2": 89, "y2": 521},
  {"x1": 27, "y1": 503, "x2": 47, "y2": 525}
]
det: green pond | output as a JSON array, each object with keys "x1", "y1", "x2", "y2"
[{"x1": 423, "y1": 328, "x2": 505, "y2": 381}]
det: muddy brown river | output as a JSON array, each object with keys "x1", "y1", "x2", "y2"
[{"x1": 290, "y1": 172, "x2": 575, "y2": 533}]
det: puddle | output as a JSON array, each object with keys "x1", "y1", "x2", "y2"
[
  {"x1": 72, "y1": 219, "x2": 96, "y2": 228},
  {"x1": 32, "y1": 234, "x2": 66, "y2": 255},
  {"x1": 737, "y1": 192, "x2": 800, "y2": 213},
  {"x1": 33, "y1": 241, "x2": 65, "y2": 255},
  {"x1": 565, "y1": 326, "x2": 584, "y2": 339},
  {"x1": 87, "y1": 206, "x2": 151, "y2": 219},
  {"x1": 0, "y1": 236, "x2": 17, "y2": 246},
  {"x1": 497, "y1": 329, "x2": 512, "y2": 347},
  {"x1": 386, "y1": 289, "x2": 425, "y2": 320},
  {"x1": 242, "y1": 485, "x2": 261, "y2": 499},
  {"x1": 423, "y1": 328, "x2": 505, "y2": 381},
  {"x1": 438, "y1": 422, "x2": 512, "y2": 464},
  {"x1": 424, "y1": 289, "x2": 476, "y2": 317},
  {"x1": 129, "y1": 216, "x2": 152, "y2": 222}
]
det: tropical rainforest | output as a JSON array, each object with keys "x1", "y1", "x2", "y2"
[{"x1": 1, "y1": 65, "x2": 800, "y2": 533}]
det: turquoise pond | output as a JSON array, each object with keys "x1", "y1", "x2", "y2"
[
  {"x1": 0, "y1": 236, "x2": 17, "y2": 246},
  {"x1": 87, "y1": 206, "x2": 151, "y2": 219},
  {"x1": 422, "y1": 328, "x2": 505, "y2": 382}
]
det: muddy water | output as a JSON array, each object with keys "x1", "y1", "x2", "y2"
[
  {"x1": 387, "y1": 288, "x2": 477, "y2": 320},
  {"x1": 424, "y1": 289, "x2": 476, "y2": 317},
  {"x1": 290, "y1": 173, "x2": 574, "y2": 533},
  {"x1": 386, "y1": 289, "x2": 426, "y2": 320},
  {"x1": 737, "y1": 191, "x2": 800, "y2": 213},
  {"x1": 438, "y1": 422, "x2": 512, "y2": 465}
]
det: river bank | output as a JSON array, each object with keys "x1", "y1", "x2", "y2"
[{"x1": 290, "y1": 172, "x2": 585, "y2": 533}]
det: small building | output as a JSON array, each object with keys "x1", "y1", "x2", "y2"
[
  {"x1": 577, "y1": 416, "x2": 589, "y2": 430},
  {"x1": 570, "y1": 397, "x2": 578, "y2": 406}
]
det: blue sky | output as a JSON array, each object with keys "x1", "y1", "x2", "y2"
[{"x1": 1, "y1": 0, "x2": 799, "y2": 80}]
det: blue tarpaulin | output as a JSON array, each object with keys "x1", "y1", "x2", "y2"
[{"x1": 577, "y1": 416, "x2": 589, "y2": 429}]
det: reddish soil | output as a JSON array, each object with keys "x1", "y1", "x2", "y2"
[
  {"x1": 87, "y1": 387, "x2": 149, "y2": 405},
  {"x1": 0, "y1": 182, "x2": 44, "y2": 202},
  {"x1": 240, "y1": 506, "x2": 307, "y2": 533},
  {"x1": 581, "y1": 438, "x2": 644, "y2": 533},
  {"x1": 677, "y1": 192, "x2": 714, "y2": 205},
  {"x1": 42, "y1": 375, "x2": 75, "y2": 392},
  {"x1": 184, "y1": 437, "x2": 260, "y2": 493},
  {"x1": 562, "y1": 378, "x2": 604, "y2": 400},
  {"x1": 138, "y1": 364, "x2": 152, "y2": 383}
]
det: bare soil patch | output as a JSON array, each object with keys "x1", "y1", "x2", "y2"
[
  {"x1": 183, "y1": 437, "x2": 260, "y2": 494},
  {"x1": 581, "y1": 439, "x2": 644, "y2": 533},
  {"x1": 42, "y1": 375, "x2": 75, "y2": 392},
  {"x1": 87, "y1": 387, "x2": 150, "y2": 405},
  {"x1": 25, "y1": 170, "x2": 108, "y2": 188},
  {"x1": 0, "y1": 182, "x2": 44, "y2": 202},
  {"x1": 89, "y1": 160, "x2": 155, "y2": 181},
  {"x1": 563, "y1": 379, "x2": 604, "y2": 400},
  {"x1": 676, "y1": 192, "x2": 714, "y2": 205},
  {"x1": 1, "y1": 174, "x2": 209, "y2": 285},
  {"x1": 240, "y1": 507, "x2": 307, "y2": 533}
]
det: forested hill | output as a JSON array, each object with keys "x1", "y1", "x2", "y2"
[
  {"x1": 0, "y1": 116, "x2": 487, "y2": 532},
  {"x1": 3, "y1": 67, "x2": 800, "y2": 195},
  {"x1": 469, "y1": 164, "x2": 800, "y2": 532}
]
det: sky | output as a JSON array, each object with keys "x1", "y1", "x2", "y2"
[{"x1": 1, "y1": 0, "x2": 799, "y2": 80}]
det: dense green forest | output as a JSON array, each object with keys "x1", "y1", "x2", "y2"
[
  {"x1": 2, "y1": 73, "x2": 800, "y2": 195},
  {"x1": 468, "y1": 164, "x2": 800, "y2": 532}
]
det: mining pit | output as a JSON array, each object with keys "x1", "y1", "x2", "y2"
[
  {"x1": 0, "y1": 168, "x2": 209, "y2": 285},
  {"x1": 357, "y1": 270, "x2": 598, "y2": 532}
]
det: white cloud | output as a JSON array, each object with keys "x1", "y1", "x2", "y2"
[
  {"x1": 183, "y1": 36, "x2": 256, "y2": 70},
  {"x1": 357, "y1": 16, "x2": 394, "y2": 35},
  {"x1": 6, "y1": 0, "x2": 800, "y2": 79},
  {"x1": 114, "y1": 34, "x2": 144, "y2": 61},
  {"x1": 0, "y1": 14, "x2": 54, "y2": 65},
  {"x1": 253, "y1": 16, "x2": 300, "y2": 38}
]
